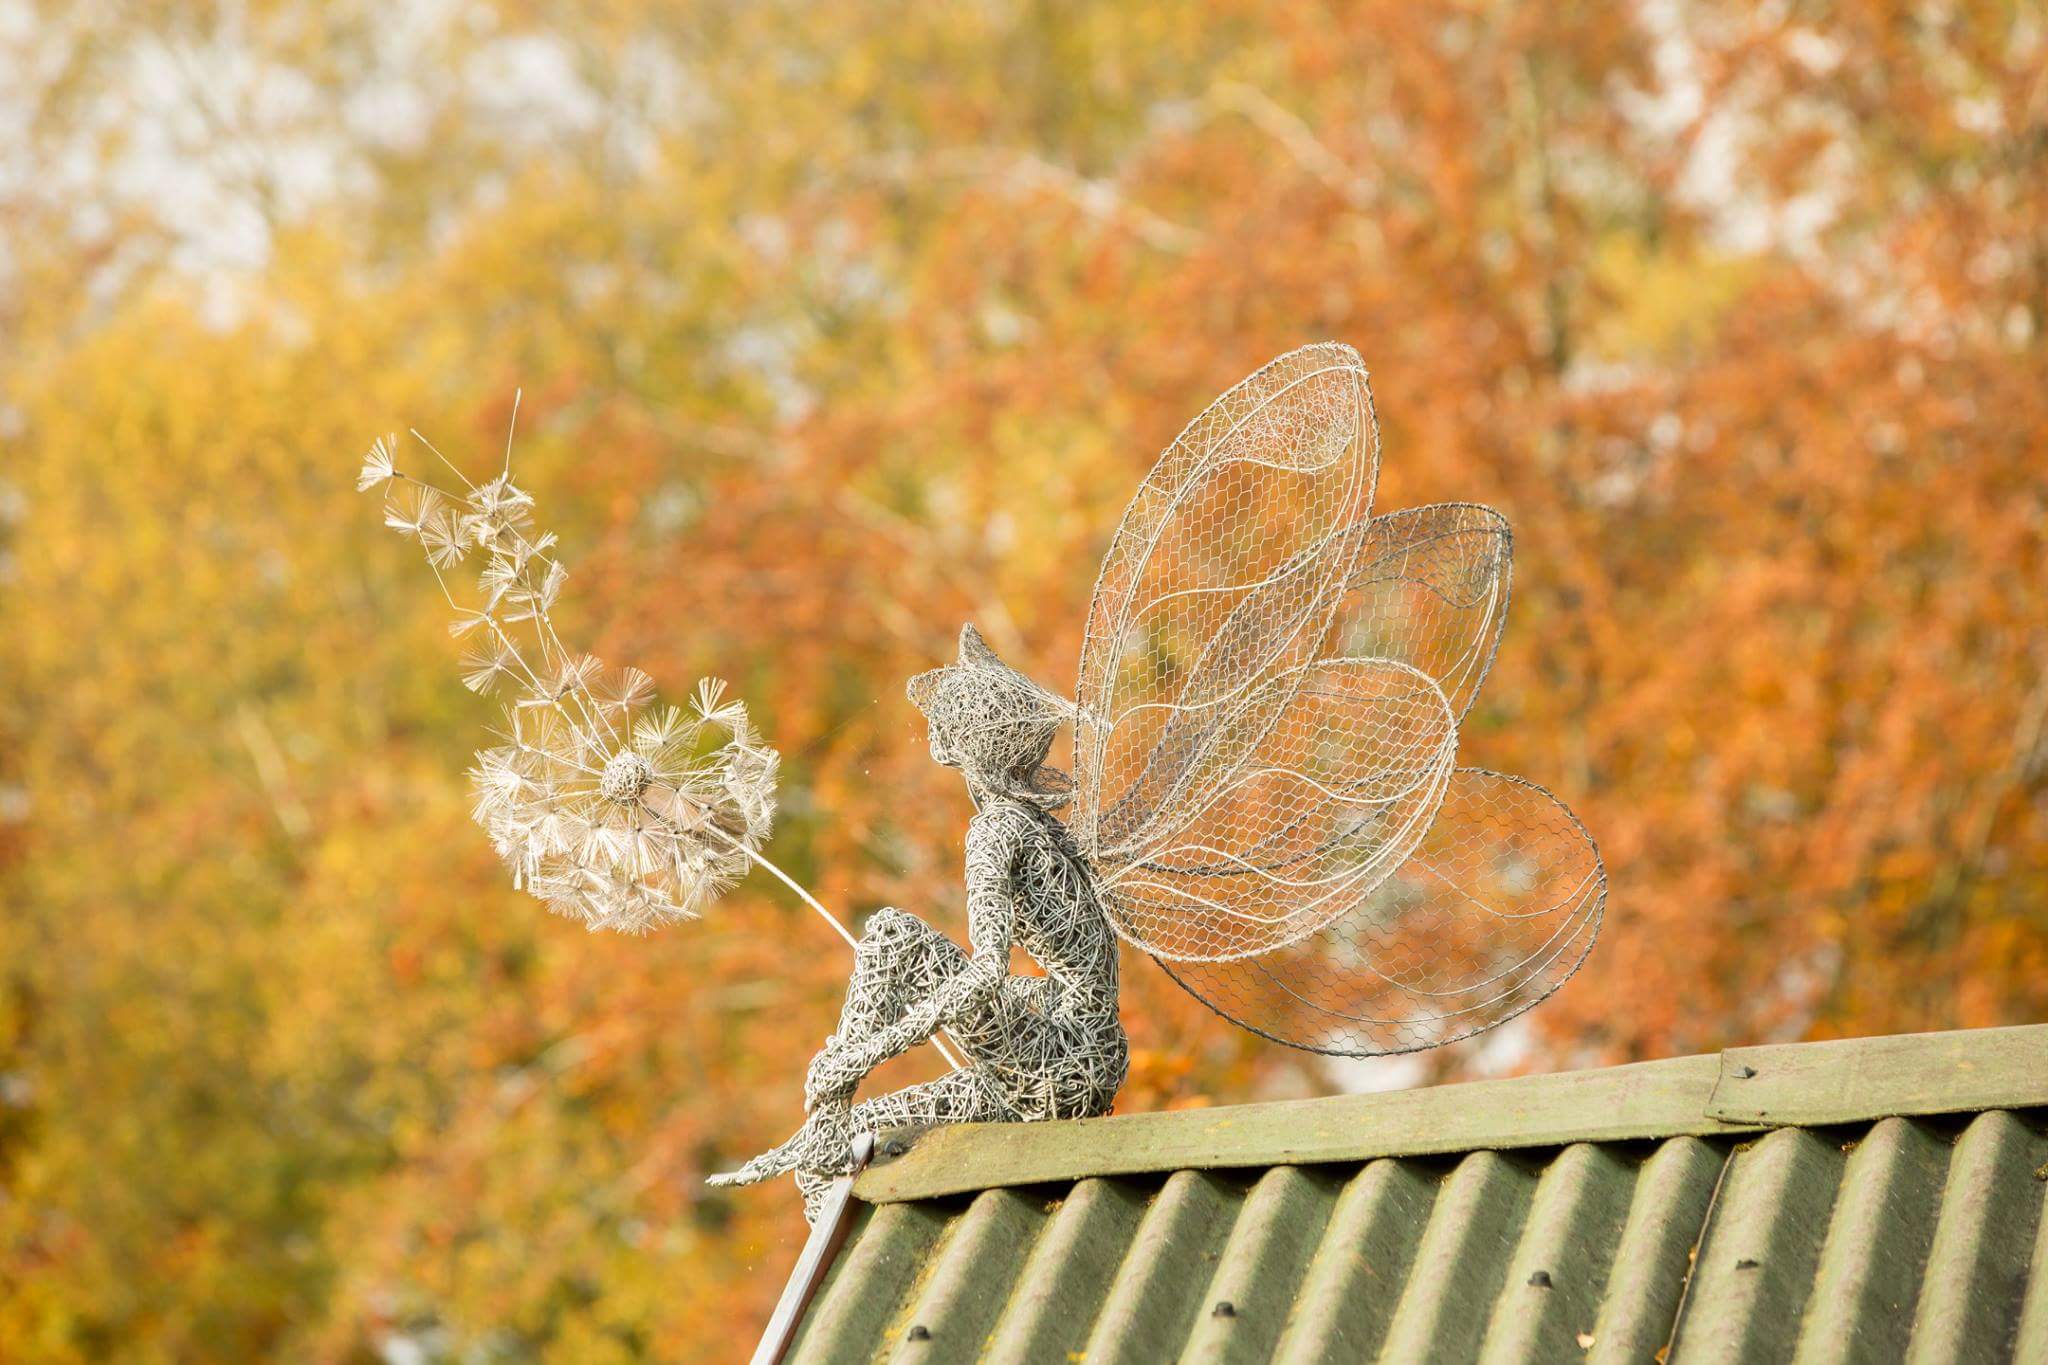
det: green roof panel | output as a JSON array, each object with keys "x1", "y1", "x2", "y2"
[{"x1": 759, "y1": 1025, "x2": 2048, "y2": 1363}]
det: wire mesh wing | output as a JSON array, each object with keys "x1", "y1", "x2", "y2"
[
  {"x1": 1335, "y1": 502, "x2": 1513, "y2": 722},
  {"x1": 1075, "y1": 343, "x2": 1471, "y2": 961},
  {"x1": 1154, "y1": 768, "x2": 1605, "y2": 1056},
  {"x1": 1144, "y1": 503, "x2": 1600, "y2": 1055}
]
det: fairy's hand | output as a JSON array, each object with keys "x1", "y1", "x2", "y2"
[
  {"x1": 804, "y1": 1036, "x2": 862, "y2": 1113},
  {"x1": 931, "y1": 957, "x2": 1002, "y2": 1029},
  {"x1": 903, "y1": 992, "x2": 947, "y2": 1037}
]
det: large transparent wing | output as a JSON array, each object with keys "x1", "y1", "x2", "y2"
[
  {"x1": 1154, "y1": 769, "x2": 1605, "y2": 1056},
  {"x1": 1077, "y1": 344, "x2": 1472, "y2": 961},
  {"x1": 1094, "y1": 656, "x2": 1459, "y2": 961},
  {"x1": 1108, "y1": 505, "x2": 1510, "y2": 963},
  {"x1": 1076, "y1": 342, "x2": 1379, "y2": 863},
  {"x1": 1334, "y1": 503, "x2": 1512, "y2": 722}
]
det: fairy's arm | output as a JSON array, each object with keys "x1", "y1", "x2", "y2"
[
  {"x1": 806, "y1": 809, "x2": 1020, "y2": 1099},
  {"x1": 862, "y1": 808, "x2": 1019, "y2": 1043},
  {"x1": 929, "y1": 806, "x2": 1021, "y2": 1025}
]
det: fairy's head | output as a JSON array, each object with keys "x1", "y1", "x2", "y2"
[{"x1": 907, "y1": 624, "x2": 1074, "y2": 811}]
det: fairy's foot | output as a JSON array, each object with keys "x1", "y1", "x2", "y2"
[
  {"x1": 706, "y1": 1103, "x2": 852, "y2": 1189},
  {"x1": 705, "y1": 1145, "x2": 797, "y2": 1189}
]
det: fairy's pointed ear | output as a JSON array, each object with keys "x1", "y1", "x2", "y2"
[{"x1": 958, "y1": 623, "x2": 1000, "y2": 665}]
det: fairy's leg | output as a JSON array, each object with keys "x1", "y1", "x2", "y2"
[
  {"x1": 804, "y1": 908, "x2": 966, "y2": 1110},
  {"x1": 707, "y1": 914, "x2": 975, "y2": 1193},
  {"x1": 713, "y1": 1065, "x2": 1012, "y2": 1198},
  {"x1": 830, "y1": 907, "x2": 965, "y2": 1039},
  {"x1": 788, "y1": 1070, "x2": 1015, "y2": 1220}
]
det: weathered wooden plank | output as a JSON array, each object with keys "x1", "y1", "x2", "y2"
[
  {"x1": 1708, "y1": 1023, "x2": 2048, "y2": 1125},
  {"x1": 859, "y1": 1053, "x2": 1757, "y2": 1203},
  {"x1": 853, "y1": 1026, "x2": 2048, "y2": 1203}
]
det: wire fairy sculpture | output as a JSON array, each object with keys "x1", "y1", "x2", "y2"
[
  {"x1": 706, "y1": 625, "x2": 1130, "y2": 1215},
  {"x1": 364, "y1": 343, "x2": 1606, "y2": 1222}
]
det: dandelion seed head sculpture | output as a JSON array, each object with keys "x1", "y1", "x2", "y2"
[
  {"x1": 361, "y1": 425, "x2": 777, "y2": 934},
  {"x1": 469, "y1": 678, "x2": 778, "y2": 933}
]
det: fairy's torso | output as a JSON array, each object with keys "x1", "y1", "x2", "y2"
[{"x1": 972, "y1": 797, "x2": 1119, "y2": 1014}]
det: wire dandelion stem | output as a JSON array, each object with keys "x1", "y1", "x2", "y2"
[{"x1": 703, "y1": 824, "x2": 968, "y2": 1069}]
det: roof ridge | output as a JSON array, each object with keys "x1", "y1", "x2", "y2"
[{"x1": 855, "y1": 1023, "x2": 2048, "y2": 1203}]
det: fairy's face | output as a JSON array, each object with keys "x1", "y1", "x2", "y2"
[{"x1": 925, "y1": 714, "x2": 964, "y2": 769}]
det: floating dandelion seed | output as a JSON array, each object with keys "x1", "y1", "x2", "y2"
[
  {"x1": 459, "y1": 640, "x2": 517, "y2": 694},
  {"x1": 382, "y1": 482, "x2": 444, "y2": 539}
]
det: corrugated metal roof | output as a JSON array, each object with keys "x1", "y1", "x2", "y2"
[{"x1": 764, "y1": 1025, "x2": 2048, "y2": 1362}]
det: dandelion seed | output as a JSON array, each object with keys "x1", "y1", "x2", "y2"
[
  {"x1": 471, "y1": 473, "x2": 535, "y2": 521},
  {"x1": 460, "y1": 641, "x2": 517, "y2": 693},
  {"x1": 479, "y1": 557, "x2": 522, "y2": 608},
  {"x1": 383, "y1": 484, "x2": 444, "y2": 540},
  {"x1": 357, "y1": 435, "x2": 399, "y2": 492},
  {"x1": 543, "y1": 654, "x2": 601, "y2": 702},
  {"x1": 500, "y1": 531, "x2": 556, "y2": 573},
  {"x1": 692, "y1": 676, "x2": 746, "y2": 727},
  {"x1": 421, "y1": 509, "x2": 469, "y2": 568},
  {"x1": 500, "y1": 560, "x2": 567, "y2": 623},
  {"x1": 537, "y1": 559, "x2": 568, "y2": 610},
  {"x1": 464, "y1": 474, "x2": 536, "y2": 549},
  {"x1": 595, "y1": 666, "x2": 656, "y2": 718}
]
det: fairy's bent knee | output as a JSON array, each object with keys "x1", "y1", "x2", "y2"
[
  {"x1": 858, "y1": 907, "x2": 945, "y2": 958},
  {"x1": 861, "y1": 906, "x2": 918, "y2": 941}
]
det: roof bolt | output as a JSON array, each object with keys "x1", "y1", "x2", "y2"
[
  {"x1": 1733, "y1": 1064, "x2": 1757, "y2": 1079},
  {"x1": 1528, "y1": 1270, "x2": 1553, "y2": 1289},
  {"x1": 1211, "y1": 1301, "x2": 1237, "y2": 1319},
  {"x1": 1735, "y1": 1258, "x2": 1760, "y2": 1270},
  {"x1": 906, "y1": 1324, "x2": 931, "y2": 1341}
]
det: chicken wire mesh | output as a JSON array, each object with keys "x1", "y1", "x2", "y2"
[{"x1": 1070, "y1": 341, "x2": 1604, "y2": 1054}]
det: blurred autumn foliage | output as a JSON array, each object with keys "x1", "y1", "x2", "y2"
[{"x1": 2, "y1": 1, "x2": 2045, "y2": 1358}]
